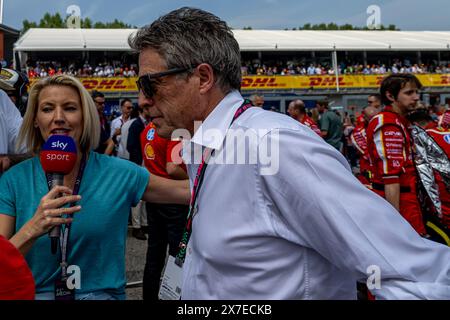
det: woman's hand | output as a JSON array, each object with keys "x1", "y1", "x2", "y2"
[{"x1": 23, "y1": 185, "x2": 82, "y2": 240}]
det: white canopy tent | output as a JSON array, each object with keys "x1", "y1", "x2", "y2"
[{"x1": 14, "y1": 29, "x2": 450, "y2": 52}]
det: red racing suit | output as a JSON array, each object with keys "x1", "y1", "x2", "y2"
[
  {"x1": 351, "y1": 123, "x2": 372, "y2": 187},
  {"x1": 439, "y1": 110, "x2": 450, "y2": 129},
  {"x1": 366, "y1": 106, "x2": 426, "y2": 235},
  {"x1": 300, "y1": 115, "x2": 322, "y2": 136},
  {"x1": 424, "y1": 123, "x2": 450, "y2": 228}
]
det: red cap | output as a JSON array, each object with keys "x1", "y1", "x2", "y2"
[{"x1": 0, "y1": 235, "x2": 35, "y2": 300}]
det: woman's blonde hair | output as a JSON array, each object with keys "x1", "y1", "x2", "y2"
[{"x1": 18, "y1": 75, "x2": 100, "y2": 154}]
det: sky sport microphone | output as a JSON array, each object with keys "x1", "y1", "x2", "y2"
[{"x1": 40, "y1": 135, "x2": 77, "y2": 254}]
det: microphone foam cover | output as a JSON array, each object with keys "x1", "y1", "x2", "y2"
[{"x1": 40, "y1": 135, "x2": 77, "y2": 174}]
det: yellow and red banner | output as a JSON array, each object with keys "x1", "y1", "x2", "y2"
[
  {"x1": 29, "y1": 74, "x2": 450, "y2": 92},
  {"x1": 29, "y1": 77, "x2": 138, "y2": 92}
]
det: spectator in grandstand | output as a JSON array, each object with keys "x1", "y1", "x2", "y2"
[
  {"x1": 0, "y1": 74, "x2": 190, "y2": 300},
  {"x1": 249, "y1": 94, "x2": 264, "y2": 107},
  {"x1": 130, "y1": 7, "x2": 450, "y2": 300},
  {"x1": 110, "y1": 98, "x2": 133, "y2": 158},
  {"x1": 317, "y1": 100, "x2": 344, "y2": 151},
  {"x1": 287, "y1": 99, "x2": 321, "y2": 135},
  {"x1": 92, "y1": 91, "x2": 114, "y2": 155}
]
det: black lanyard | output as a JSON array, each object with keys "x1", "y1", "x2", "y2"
[
  {"x1": 175, "y1": 100, "x2": 254, "y2": 266},
  {"x1": 45, "y1": 153, "x2": 87, "y2": 278}
]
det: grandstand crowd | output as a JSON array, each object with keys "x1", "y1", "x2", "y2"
[{"x1": 24, "y1": 58, "x2": 450, "y2": 79}]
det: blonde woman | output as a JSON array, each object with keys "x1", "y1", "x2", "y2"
[{"x1": 0, "y1": 75, "x2": 189, "y2": 300}]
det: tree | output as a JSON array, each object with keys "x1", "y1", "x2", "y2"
[
  {"x1": 22, "y1": 20, "x2": 38, "y2": 33},
  {"x1": 39, "y1": 12, "x2": 65, "y2": 28},
  {"x1": 82, "y1": 17, "x2": 93, "y2": 29},
  {"x1": 291, "y1": 22, "x2": 399, "y2": 31},
  {"x1": 302, "y1": 23, "x2": 311, "y2": 30},
  {"x1": 21, "y1": 12, "x2": 134, "y2": 33}
]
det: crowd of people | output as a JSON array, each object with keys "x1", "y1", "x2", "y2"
[
  {"x1": 241, "y1": 60, "x2": 450, "y2": 76},
  {"x1": 26, "y1": 61, "x2": 138, "y2": 79},
  {"x1": 0, "y1": 7, "x2": 449, "y2": 301},
  {"x1": 24, "y1": 58, "x2": 450, "y2": 79}
]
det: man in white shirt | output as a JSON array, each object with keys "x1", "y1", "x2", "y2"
[
  {"x1": 110, "y1": 98, "x2": 133, "y2": 158},
  {"x1": 0, "y1": 87, "x2": 28, "y2": 175},
  {"x1": 130, "y1": 7, "x2": 450, "y2": 299}
]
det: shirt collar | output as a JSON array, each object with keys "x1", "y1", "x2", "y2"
[
  {"x1": 190, "y1": 90, "x2": 244, "y2": 150},
  {"x1": 139, "y1": 115, "x2": 147, "y2": 125}
]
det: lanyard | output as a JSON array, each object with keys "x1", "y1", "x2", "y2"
[
  {"x1": 175, "y1": 99, "x2": 254, "y2": 266},
  {"x1": 45, "y1": 153, "x2": 87, "y2": 278}
]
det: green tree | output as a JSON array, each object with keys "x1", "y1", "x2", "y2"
[
  {"x1": 81, "y1": 17, "x2": 93, "y2": 29},
  {"x1": 21, "y1": 12, "x2": 134, "y2": 32},
  {"x1": 22, "y1": 19, "x2": 38, "y2": 33},
  {"x1": 39, "y1": 12, "x2": 64, "y2": 28},
  {"x1": 302, "y1": 23, "x2": 311, "y2": 30},
  {"x1": 327, "y1": 23, "x2": 339, "y2": 30}
]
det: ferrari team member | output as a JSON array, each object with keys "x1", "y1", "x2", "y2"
[
  {"x1": 287, "y1": 99, "x2": 321, "y2": 136},
  {"x1": 351, "y1": 106, "x2": 379, "y2": 187},
  {"x1": 438, "y1": 108, "x2": 450, "y2": 129},
  {"x1": 366, "y1": 74, "x2": 427, "y2": 235},
  {"x1": 407, "y1": 107, "x2": 450, "y2": 239},
  {"x1": 140, "y1": 120, "x2": 188, "y2": 300}
]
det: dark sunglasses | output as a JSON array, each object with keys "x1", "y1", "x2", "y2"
[{"x1": 136, "y1": 65, "x2": 197, "y2": 98}]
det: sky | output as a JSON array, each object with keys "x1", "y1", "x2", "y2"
[{"x1": 3, "y1": 0, "x2": 450, "y2": 31}]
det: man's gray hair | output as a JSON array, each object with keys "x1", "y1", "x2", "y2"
[{"x1": 128, "y1": 7, "x2": 242, "y2": 92}]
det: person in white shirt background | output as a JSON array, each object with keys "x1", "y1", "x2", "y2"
[
  {"x1": 0, "y1": 68, "x2": 30, "y2": 175},
  {"x1": 110, "y1": 98, "x2": 133, "y2": 158},
  {"x1": 129, "y1": 7, "x2": 450, "y2": 299}
]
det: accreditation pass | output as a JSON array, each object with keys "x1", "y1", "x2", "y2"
[{"x1": 158, "y1": 255, "x2": 183, "y2": 300}]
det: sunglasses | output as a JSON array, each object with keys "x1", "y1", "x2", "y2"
[{"x1": 136, "y1": 65, "x2": 197, "y2": 98}]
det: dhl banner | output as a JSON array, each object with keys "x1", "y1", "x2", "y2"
[{"x1": 29, "y1": 74, "x2": 450, "y2": 92}]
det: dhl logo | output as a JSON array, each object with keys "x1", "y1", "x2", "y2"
[
  {"x1": 306, "y1": 76, "x2": 347, "y2": 87},
  {"x1": 82, "y1": 79, "x2": 131, "y2": 90},
  {"x1": 241, "y1": 77, "x2": 286, "y2": 88},
  {"x1": 439, "y1": 76, "x2": 450, "y2": 85},
  {"x1": 29, "y1": 78, "x2": 137, "y2": 91}
]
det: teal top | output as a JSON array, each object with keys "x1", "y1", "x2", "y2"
[{"x1": 0, "y1": 151, "x2": 149, "y2": 299}]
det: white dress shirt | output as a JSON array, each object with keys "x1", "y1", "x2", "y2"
[
  {"x1": 181, "y1": 90, "x2": 450, "y2": 300},
  {"x1": 110, "y1": 115, "x2": 130, "y2": 159},
  {"x1": 0, "y1": 90, "x2": 25, "y2": 154},
  {"x1": 117, "y1": 118, "x2": 136, "y2": 160}
]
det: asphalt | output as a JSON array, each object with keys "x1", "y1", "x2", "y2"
[{"x1": 125, "y1": 227, "x2": 148, "y2": 300}]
